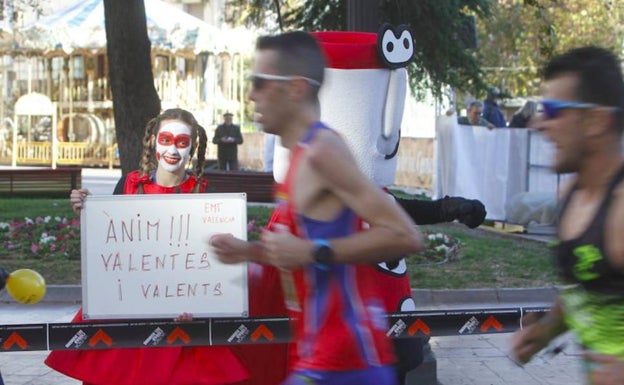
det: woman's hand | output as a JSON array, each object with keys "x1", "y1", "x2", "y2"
[
  {"x1": 174, "y1": 312, "x2": 193, "y2": 322},
  {"x1": 69, "y1": 188, "x2": 90, "y2": 214}
]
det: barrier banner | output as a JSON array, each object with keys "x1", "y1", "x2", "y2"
[
  {"x1": 48, "y1": 320, "x2": 212, "y2": 351},
  {"x1": 212, "y1": 317, "x2": 291, "y2": 345},
  {"x1": 0, "y1": 324, "x2": 47, "y2": 351},
  {"x1": 386, "y1": 307, "x2": 522, "y2": 338},
  {"x1": 0, "y1": 307, "x2": 549, "y2": 352}
]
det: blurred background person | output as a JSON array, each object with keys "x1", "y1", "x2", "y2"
[
  {"x1": 458, "y1": 101, "x2": 495, "y2": 129},
  {"x1": 483, "y1": 87, "x2": 507, "y2": 127},
  {"x1": 509, "y1": 100, "x2": 537, "y2": 128},
  {"x1": 212, "y1": 112, "x2": 243, "y2": 171}
]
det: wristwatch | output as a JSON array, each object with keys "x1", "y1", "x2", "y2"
[{"x1": 312, "y1": 239, "x2": 335, "y2": 268}]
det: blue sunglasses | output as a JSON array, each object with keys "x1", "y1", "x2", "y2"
[{"x1": 539, "y1": 99, "x2": 619, "y2": 119}]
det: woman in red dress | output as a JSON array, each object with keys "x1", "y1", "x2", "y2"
[{"x1": 45, "y1": 108, "x2": 250, "y2": 385}]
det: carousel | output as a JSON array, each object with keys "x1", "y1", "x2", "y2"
[{"x1": 0, "y1": 0, "x2": 254, "y2": 168}]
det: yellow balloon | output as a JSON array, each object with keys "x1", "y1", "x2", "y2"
[{"x1": 6, "y1": 269, "x2": 46, "y2": 304}]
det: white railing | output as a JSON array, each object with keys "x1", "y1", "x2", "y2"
[{"x1": 0, "y1": 134, "x2": 436, "y2": 191}]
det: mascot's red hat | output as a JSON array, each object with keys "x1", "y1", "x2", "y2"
[
  {"x1": 312, "y1": 31, "x2": 384, "y2": 69},
  {"x1": 312, "y1": 25, "x2": 415, "y2": 70}
]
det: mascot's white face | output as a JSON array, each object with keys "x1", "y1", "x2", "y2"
[
  {"x1": 318, "y1": 67, "x2": 406, "y2": 187},
  {"x1": 272, "y1": 26, "x2": 414, "y2": 187}
]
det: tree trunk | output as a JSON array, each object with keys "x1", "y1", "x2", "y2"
[
  {"x1": 346, "y1": 0, "x2": 380, "y2": 32},
  {"x1": 103, "y1": 0, "x2": 161, "y2": 175}
]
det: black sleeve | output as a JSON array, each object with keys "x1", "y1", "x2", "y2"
[
  {"x1": 212, "y1": 126, "x2": 222, "y2": 144},
  {"x1": 395, "y1": 194, "x2": 487, "y2": 228},
  {"x1": 0, "y1": 265, "x2": 8, "y2": 291},
  {"x1": 395, "y1": 196, "x2": 443, "y2": 225},
  {"x1": 113, "y1": 176, "x2": 126, "y2": 195},
  {"x1": 234, "y1": 125, "x2": 243, "y2": 145}
]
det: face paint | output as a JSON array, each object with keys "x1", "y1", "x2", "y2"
[{"x1": 155, "y1": 121, "x2": 192, "y2": 173}]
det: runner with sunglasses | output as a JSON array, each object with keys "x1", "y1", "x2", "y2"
[
  {"x1": 211, "y1": 30, "x2": 424, "y2": 385},
  {"x1": 511, "y1": 46, "x2": 624, "y2": 385}
]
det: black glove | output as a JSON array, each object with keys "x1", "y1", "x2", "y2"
[
  {"x1": 0, "y1": 266, "x2": 8, "y2": 291},
  {"x1": 439, "y1": 196, "x2": 486, "y2": 228}
]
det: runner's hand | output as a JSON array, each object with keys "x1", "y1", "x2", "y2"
[
  {"x1": 585, "y1": 352, "x2": 624, "y2": 385},
  {"x1": 209, "y1": 233, "x2": 250, "y2": 264},
  {"x1": 263, "y1": 225, "x2": 312, "y2": 270}
]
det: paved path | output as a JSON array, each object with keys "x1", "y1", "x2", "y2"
[
  {"x1": 431, "y1": 333, "x2": 582, "y2": 385},
  {"x1": 0, "y1": 304, "x2": 81, "y2": 385},
  {"x1": 0, "y1": 302, "x2": 584, "y2": 385}
]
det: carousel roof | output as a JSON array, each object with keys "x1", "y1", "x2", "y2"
[{"x1": 14, "y1": 0, "x2": 253, "y2": 56}]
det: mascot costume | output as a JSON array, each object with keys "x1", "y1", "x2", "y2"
[{"x1": 272, "y1": 26, "x2": 486, "y2": 384}]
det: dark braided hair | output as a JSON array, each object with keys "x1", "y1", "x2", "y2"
[{"x1": 138, "y1": 108, "x2": 208, "y2": 178}]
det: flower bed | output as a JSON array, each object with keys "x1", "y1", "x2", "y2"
[
  {"x1": 1, "y1": 216, "x2": 459, "y2": 267},
  {"x1": 411, "y1": 232, "x2": 461, "y2": 266},
  {"x1": 1, "y1": 216, "x2": 81, "y2": 260}
]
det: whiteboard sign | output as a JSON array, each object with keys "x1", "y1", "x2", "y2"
[{"x1": 80, "y1": 193, "x2": 248, "y2": 320}]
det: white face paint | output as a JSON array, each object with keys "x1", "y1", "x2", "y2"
[{"x1": 155, "y1": 121, "x2": 193, "y2": 173}]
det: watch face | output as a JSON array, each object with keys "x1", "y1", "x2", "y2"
[{"x1": 314, "y1": 245, "x2": 334, "y2": 266}]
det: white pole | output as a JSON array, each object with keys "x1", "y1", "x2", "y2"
[
  {"x1": 69, "y1": 56, "x2": 74, "y2": 142},
  {"x1": 52, "y1": 103, "x2": 58, "y2": 169},
  {"x1": 27, "y1": 60, "x2": 32, "y2": 94},
  {"x1": 11, "y1": 113, "x2": 17, "y2": 167}
]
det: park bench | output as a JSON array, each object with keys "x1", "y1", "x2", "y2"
[
  {"x1": 0, "y1": 167, "x2": 82, "y2": 198},
  {"x1": 203, "y1": 170, "x2": 274, "y2": 203}
]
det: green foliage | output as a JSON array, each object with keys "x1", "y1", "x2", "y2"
[
  {"x1": 226, "y1": 0, "x2": 492, "y2": 99},
  {"x1": 379, "y1": 0, "x2": 492, "y2": 99},
  {"x1": 388, "y1": 188, "x2": 430, "y2": 200},
  {"x1": 476, "y1": 0, "x2": 624, "y2": 98},
  {"x1": 228, "y1": 0, "x2": 624, "y2": 101},
  {"x1": 225, "y1": 0, "x2": 299, "y2": 32},
  {"x1": 283, "y1": 0, "x2": 345, "y2": 31},
  {"x1": 0, "y1": 198, "x2": 71, "y2": 218},
  {"x1": 247, "y1": 205, "x2": 273, "y2": 240}
]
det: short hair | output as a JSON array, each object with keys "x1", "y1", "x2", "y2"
[
  {"x1": 543, "y1": 46, "x2": 624, "y2": 133},
  {"x1": 468, "y1": 101, "x2": 483, "y2": 110},
  {"x1": 255, "y1": 31, "x2": 325, "y2": 98}
]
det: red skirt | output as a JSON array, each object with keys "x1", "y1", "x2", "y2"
[{"x1": 45, "y1": 309, "x2": 249, "y2": 385}]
